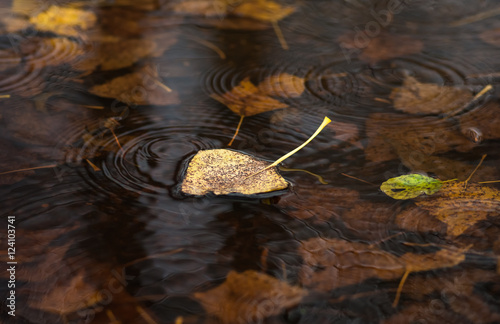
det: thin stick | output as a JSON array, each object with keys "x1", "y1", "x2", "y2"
[
  {"x1": 228, "y1": 115, "x2": 244, "y2": 146},
  {"x1": 478, "y1": 180, "x2": 500, "y2": 184},
  {"x1": 393, "y1": 269, "x2": 411, "y2": 307},
  {"x1": 464, "y1": 154, "x2": 487, "y2": 189},
  {"x1": 86, "y1": 159, "x2": 101, "y2": 172},
  {"x1": 82, "y1": 105, "x2": 104, "y2": 109},
  {"x1": 0, "y1": 164, "x2": 57, "y2": 176},
  {"x1": 272, "y1": 21, "x2": 288, "y2": 50},
  {"x1": 154, "y1": 79, "x2": 172, "y2": 93},
  {"x1": 473, "y1": 84, "x2": 493, "y2": 100},
  {"x1": 136, "y1": 306, "x2": 158, "y2": 324},
  {"x1": 244, "y1": 117, "x2": 331, "y2": 180},
  {"x1": 280, "y1": 167, "x2": 328, "y2": 184},
  {"x1": 450, "y1": 7, "x2": 500, "y2": 27},
  {"x1": 109, "y1": 128, "x2": 123, "y2": 151},
  {"x1": 340, "y1": 172, "x2": 377, "y2": 186},
  {"x1": 0, "y1": 94, "x2": 10, "y2": 98}
]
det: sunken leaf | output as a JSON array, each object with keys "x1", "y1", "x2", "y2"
[
  {"x1": 194, "y1": 270, "x2": 306, "y2": 324},
  {"x1": 390, "y1": 76, "x2": 473, "y2": 115}
]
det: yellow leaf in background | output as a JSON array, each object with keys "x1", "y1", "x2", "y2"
[
  {"x1": 390, "y1": 76, "x2": 473, "y2": 115},
  {"x1": 194, "y1": 270, "x2": 306, "y2": 324},
  {"x1": 181, "y1": 149, "x2": 289, "y2": 196},
  {"x1": 232, "y1": 0, "x2": 295, "y2": 22},
  {"x1": 211, "y1": 77, "x2": 288, "y2": 116},
  {"x1": 30, "y1": 5, "x2": 97, "y2": 36}
]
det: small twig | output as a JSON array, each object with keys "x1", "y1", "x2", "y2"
[{"x1": 228, "y1": 115, "x2": 244, "y2": 146}]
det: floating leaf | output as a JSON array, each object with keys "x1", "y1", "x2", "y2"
[
  {"x1": 181, "y1": 149, "x2": 288, "y2": 196},
  {"x1": 390, "y1": 76, "x2": 473, "y2": 115},
  {"x1": 194, "y1": 270, "x2": 307, "y2": 324},
  {"x1": 89, "y1": 65, "x2": 179, "y2": 106},
  {"x1": 29, "y1": 5, "x2": 97, "y2": 36},
  {"x1": 181, "y1": 117, "x2": 331, "y2": 196},
  {"x1": 381, "y1": 174, "x2": 443, "y2": 199}
]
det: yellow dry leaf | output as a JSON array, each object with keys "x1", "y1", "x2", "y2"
[
  {"x1": 390, "y1": 76, "x2": 473, "y2": 115},
  {"x1": 414, "y1": 182, "x2": 500, "y2": 237},
  {"x1": 210, "y1": 76, "x2": 288, "y2": 116},
  {"x1": 181, "y1": 149, "x2": 288, "y2": 196},
  {"x1": 30, "y1": 5, "x2": 97, "y2": 36},
  {"x1": 257, "y1": 73, "x2": 305, "y2": 98},
  {"x1": 194, "y1": 270, "x2": 306, "y2": 324},
  {"x1": 232, "y1": 0, "x2": 295, "y2": 22}
]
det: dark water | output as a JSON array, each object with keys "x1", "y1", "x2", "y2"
[{"x1": 1, "y1": 0, "x2": 500, "y2": 323}]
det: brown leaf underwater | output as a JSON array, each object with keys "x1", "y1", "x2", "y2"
[
  {"x1": 89, "y1": 65, "x2": 180, "y2": 106},
  {"x1": 390, "y1": 75, "x2": 473, "y2": 115},
  {"x1": 194, "y1": 270, "x2": 307, "y2": 324},
  {"x1": 299, "y1": 237, "x2": 466, "y2": 293},
  {"x1": 210, "y1": 75, "x2": 299, "y2": 117}
]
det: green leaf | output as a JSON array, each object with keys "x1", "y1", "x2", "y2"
[{"x1": 380, "y1": 174, "x2": 443, "y2": 199}]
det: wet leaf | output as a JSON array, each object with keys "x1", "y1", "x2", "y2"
[
  {"x1": 29, "y1": 270, "x2": 103, "y2": 315},
  {"x1": 480, "y1": 27, "x2": 500, "y2": 47},
  {"x1": 210, "y1": 76, "x2": 289, "y2": 116},
  {"x1": 172, "y1": 0, "x2": 229, "y2": 17},
  {"x1": 74, "y1": 34, "x2": 177, "y2": 72},
  {"x1": 338, "y1": 33, "x2": 423, "y2": 64},
  {"x1": 414, "y1": 182, "x2": 500, "y2": 237},
  {"x1": 180, "y1": 149, "x2": 289, "y2": 196},
  {"x1": 299, "y1": 237, "x2": 466, "y2": 293},
  {"x1": 232, "y1": 0, "x2": 295, "y2": 22},
  {"x1": 390, "y1": 76, "x2": 473, "y2": 115},
  {"x1": 381, "y1": 174, "x2": 443, "y2": 199},
  {"x1": 89, "y1": 65, "x2": 180, "y2": 106},
  {"x1": 29, "y1": 5, "x2": 97, "y2": 37},
  {"x1": 257, "y1": 73, "x2": 305, "y2": 98},
  {"x1": 194, "y1": 270, "x2": 307, "y2": 324}
]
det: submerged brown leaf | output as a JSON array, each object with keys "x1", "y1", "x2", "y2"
[
  {"x1": 480, "y1": 27, "x2": 500, "y2": 47},
  {"x1": 413, "y1": 182, "x2": 500, "y2": 237},
  {"x1": 338, "y1": 33, "x2": 423, "y2": 64},
  {"x1": 299, "y1": 237, "x2": 465, "y2": 293},
  {"x1": 194, "y1": 270, "x2": 306, "y2": 324},
  {"x1": 211, "y1": 77, "x2": 288, "y2": 116},
  {"x1": 30, "y1": 5, "x2": 97, "y2": 36},
  {"x1": 390, "y1": 76, "x2": 473, "y2": 115},
  {"x1": 89, "y1": 65, "x2": 179, "y2": 106},
  {"x1": 75, "y1": 34, "x2": 177, "y2": 72},
  {"x1": 181, "y1": 149, "x2": 288, "y2": 196}
]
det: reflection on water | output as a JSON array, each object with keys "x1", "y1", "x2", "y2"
[{"x1": 1, "y1": 0, "x2": 500, "y2": 323}]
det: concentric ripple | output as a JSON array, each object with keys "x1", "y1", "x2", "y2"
[{"x1": 69, "y1": 109, "x2": 265, "y2": 198}]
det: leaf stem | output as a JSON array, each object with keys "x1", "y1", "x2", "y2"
[
  {"x1": 228, "y1": 115, "x2": 244, "y2": 146},
  {"x1": 244, "y1": 116, "x2": 331, "y2": 180}
]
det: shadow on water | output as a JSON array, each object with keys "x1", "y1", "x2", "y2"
[{"x1": 1, "y1": 0, "x2": 500, "y2": 323}]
